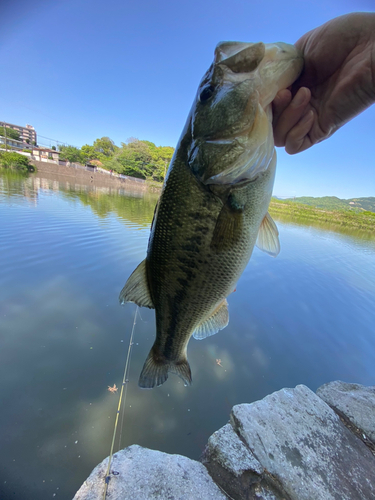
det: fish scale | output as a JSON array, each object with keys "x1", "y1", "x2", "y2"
[{"x1": 120, "y1": 40, "x2": 303, "y2": 388}]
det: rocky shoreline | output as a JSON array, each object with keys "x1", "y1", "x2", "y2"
[{"x1": 74, "y1": 381, "x2": 375, "y2": 500}]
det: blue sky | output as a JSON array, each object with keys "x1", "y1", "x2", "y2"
[{"x1": 0, "y1": 0, "x2": 374, "y2": 198}]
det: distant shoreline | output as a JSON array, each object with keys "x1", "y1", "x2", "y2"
[
  {"x1": 269, "y1": 199, "x2": 375, "y2": 237},
  {"x1": 26, "y1": 160, "x2": 375, "y2": 238}
]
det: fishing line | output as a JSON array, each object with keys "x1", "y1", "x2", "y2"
[
  {"x1": 102, "y1": 305, "x2": 138, "y2": 500},
  {"x1": 118, "y1": 306, "x2": 138, "y2": 450}
]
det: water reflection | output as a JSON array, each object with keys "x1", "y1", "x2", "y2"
[
  {"x1": 270, "y1": 208, "x2": 375, "y2": 243},
  {"x1": 1, "y1": 170, "x2": 375, "y2": 500}
]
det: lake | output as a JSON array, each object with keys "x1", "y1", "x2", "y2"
[{"x1": 1, "y1": 170, "x2": 375, "y2": 500}]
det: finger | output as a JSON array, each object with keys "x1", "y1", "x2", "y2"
[
  {"x1": 285, "y1": 110, "x2": 314, "y2": 154},
  {"x1": 273, "y1": 87, "x2": 311, "y2": 147},
  {"x1": 272, "y1": 89, "x2": 292, "y2": 124}
]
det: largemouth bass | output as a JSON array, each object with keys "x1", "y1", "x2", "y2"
[{"x1": 120, "y1": 41, "x2": 303, "y2": 388}]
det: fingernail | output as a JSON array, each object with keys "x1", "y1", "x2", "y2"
[
  {"x1": 300, "y1": 110, "x2": 314, "y2": 123},
  {"x1": 273, "y1": 91, "x2": 285, "y2": 103},
  {"x1": 292, "y1": 89, "x2": 307, "y2": 107}
]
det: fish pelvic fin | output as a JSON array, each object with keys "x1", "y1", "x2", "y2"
[
  {"x1": 256, "y1": 212, "x2": 280, "y2": 257},
  {"x1": 193, "y1": 299, "x2": 229, "y2": 340},
  {"x1": 138, "y1": 348, "x2": 192, "y2": 389},
  {"x1": 119, "y1": 259, "x2": 154, "y2": 308}
]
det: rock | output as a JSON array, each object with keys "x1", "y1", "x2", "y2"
[
  {"x1": 230, "y1": 384, "x2": 375, "y2": 500},
  {"x1": 202, "y1": 423, "x2": 281, "y2": 500},
  {"x1": 75, "y1": 383, "x2": 375, "y2": 500},
  {"x1": 316, "y1": 380, "x2": 375, "y2": 443},
  {"x1": 203, "y1": 423, "x2": 264, "y2": 476},
  {"x1": 73, "y1": 444, "x2": 227, "y2": 500},
  {"x1": 202, "y1": 423, "x2": 286, "y2": 499}
]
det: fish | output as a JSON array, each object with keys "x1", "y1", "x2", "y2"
[{"x1": 120, "y1": 41, "x2": 303, "y2": 389}]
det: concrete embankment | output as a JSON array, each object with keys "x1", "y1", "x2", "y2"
[
  {"x1": 30, "y1": 160, "x2": 152, "y2": 193},
  {"x1": 74, "y1": 381, "x2": 375, "y2": 500}
]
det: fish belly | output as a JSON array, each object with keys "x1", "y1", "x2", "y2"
[{"x1": 140, "y1": 153, "x2": 273, "y2": 388}]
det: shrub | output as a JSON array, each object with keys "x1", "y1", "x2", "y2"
[{"x1": 0, "y1": 151, "x2": 35, "y2": 172}]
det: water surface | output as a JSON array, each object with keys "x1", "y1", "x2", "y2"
[{"x1": 1, "y1": 170, "x2": 375, "y2": 499}]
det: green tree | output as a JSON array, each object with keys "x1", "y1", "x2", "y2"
[
  {"x1": 81, "y1": 144, "x2": 102, "y2": 163},
  {"x1": 153, "y1": 145, "x2": 174, "y2": 181},
  {"x1": 102, "y1": 139, "x2": 152, "y2": 179},
  {"x1": 58, "y1": 145, "x2": 84, "y2": 163},
  {"x1": 0, "y1": 126, "x2": 21, "y2": 141},
  {"x1": 93, "y1": 137, "x2": 117, "y2": 157},
  {"x1": 122, "y1": 140, "x2": 152, "y2": 178},
  {"x1": 51, "y1": 135, "x2": 174, "y2": 181},
  {"x1": 139, "y1": 140, "x2": 174, "y2": 181}
]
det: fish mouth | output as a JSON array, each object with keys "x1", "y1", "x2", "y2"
[
  {"x1": 259, "y1": 42, "x2": 304, "y2": 100},
  {"x1": 190, "y1": 41, "x2": 303, "y2": 186},
  {"x1": 215, "y1": 41, "x2": 303, "y2": 82},
  {"x1": 214, "y1": 41, "x2": 266, "y2": 73},
  {"x1": 216, "y1": 41, "x2": 303, "y2": 107}
]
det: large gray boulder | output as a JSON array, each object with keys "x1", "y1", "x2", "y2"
[
  {"x1": 75, "y1": 383, "x2": 375, "y2": 500},
  {"x1": 203, "y1": 384, "x2": 375, "y2": 500},
  {"x1": 73, "y1": 444, "x2": 227, "y2": 500},
  {"x1": 201, "y1": 423, "x2": 281, "y2": 499},
  {"x1": 317, "y1": 380, "x2": 375, "y2": 443}
]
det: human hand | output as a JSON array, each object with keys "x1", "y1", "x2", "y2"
[{"x1": 272, "y1": 13, "x2": 375, "y2": 154}]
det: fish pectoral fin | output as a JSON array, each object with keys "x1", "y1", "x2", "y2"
[
  {"x1": 139, "y1": 348, "x2": 192, "y2": 389},
  {"x1": 193, "y1": 299, "x2": 229, "y2": 340},
  {"x1": 256, "y1": 212, "x2": 280, "y2": 257},
  {"x1": 211, "y1": 203, "x2": 243, "y2": 251},
  {"x1": 119, "y1": 259, "x2": 154, "y2": 308}
]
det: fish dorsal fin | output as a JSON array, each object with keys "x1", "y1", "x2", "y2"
[
  {"x1": 256, "y1": 212, "x2": 280, "y2": 257},
  {"x1": 193, "y1": 299, "x2": 229, "y2": 340},
  {"x1": 119, "y1": 259, "x2": 154, "y2": 308}
]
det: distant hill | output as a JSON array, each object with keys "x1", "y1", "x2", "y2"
[{"x1": 282, "y1": 196, "x2": 375, "y2": 213}]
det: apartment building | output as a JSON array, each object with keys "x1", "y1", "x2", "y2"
[
  {"x1": 0, "y1": 136, "x2": 25, "y2": 150},
  {"x1": 1, "y1": 121, "x2": 37, "y2": 145}
]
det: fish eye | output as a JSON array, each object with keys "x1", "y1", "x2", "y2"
[{"x1": 199, "y1": 85, "x2": 215, "y2": 102}]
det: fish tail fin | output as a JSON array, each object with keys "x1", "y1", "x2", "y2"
[
  {"x1": 138, "y1": 350, "x2": 169, "y2": 389},
  {"x1": 169, "y1": 359, "x2": 192, "y2": 387},
  {"x1": 138, "y1": 348, "x2": 192, "y2": 389}
]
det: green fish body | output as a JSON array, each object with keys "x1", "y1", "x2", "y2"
[{"x1": 120, "y1": 41, "x2": 303, "y2": 388}]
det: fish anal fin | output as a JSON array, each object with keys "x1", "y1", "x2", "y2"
[
  {"x1": 119, "y1": 259, "x2": 154, "y2": 308},
  {"x1": 193, "y1": 299, "x2": 229, "y2": 340},
  {"x1": 256, "y1": 212, "x2": 280, "y2": 257},
  {"x1": 139, "y1": 348, "x2": 192, "y2": 389},
  {"x1": 211, "y1": 203, "x2": 243, "y2": 252}
]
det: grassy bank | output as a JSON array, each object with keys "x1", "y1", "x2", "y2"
[{"x1": 269, "y1": 199, "x2": 375, "y2": 238}]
